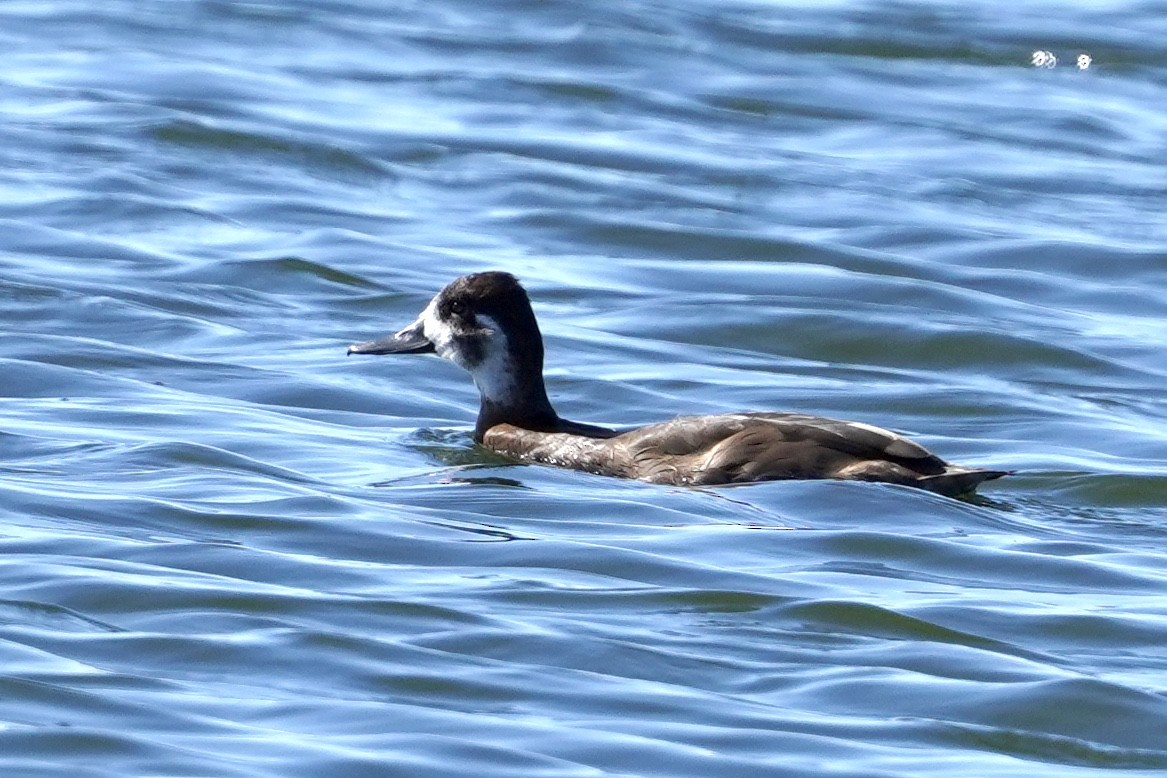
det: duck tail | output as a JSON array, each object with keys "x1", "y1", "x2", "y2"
[{"x1": 919, "y1": 467, "x2": 1013, "y2": 497}]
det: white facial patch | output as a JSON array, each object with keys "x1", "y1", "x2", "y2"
[
  {"x1": 418, "y1": 298, "x2": 449, "y2": 354},
  {"x1": 420, "y1": 302, "x2": 517, "y2": 406}
]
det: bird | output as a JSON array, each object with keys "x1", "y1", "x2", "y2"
[{"x1": 348, "y1": 271, "x2": 1009, "y2": 496}]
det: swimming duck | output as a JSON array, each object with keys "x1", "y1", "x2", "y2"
[{"x1": 348, "y1": 272, "x2": 1009, "y2": 496}]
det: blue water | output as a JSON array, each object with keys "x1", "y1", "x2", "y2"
[{"x1": 1, "y1": 1, "x2": 1164, "y2": 776}]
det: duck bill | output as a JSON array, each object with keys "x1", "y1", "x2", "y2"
[{"x1": 347, "y1": 318, "x2": 435, "y2": 355}]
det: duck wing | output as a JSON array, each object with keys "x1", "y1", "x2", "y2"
[
  {"x1": 738, "y1": 412, "x2": 947, "y2": 471},
  {"x1": 619, "y1": 413, "x2": 1007, "y2": 494}
]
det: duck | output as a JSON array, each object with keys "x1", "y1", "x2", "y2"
[{"x1": 348, "y1": 271, "x2": 1010, "y2": 496}]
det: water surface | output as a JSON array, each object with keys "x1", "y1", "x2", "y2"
[{"x1": 1, "y1": 1, "x2": 1164, "y2": 776}]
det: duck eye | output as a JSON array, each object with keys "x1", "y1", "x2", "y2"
[{"x1": 449, "y1": 300, "x2": 465, "y2": 316}]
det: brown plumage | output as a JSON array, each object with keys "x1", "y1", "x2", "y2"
[{"x1": 349, "y1": 272, "x2": 1010, "y2": 497}]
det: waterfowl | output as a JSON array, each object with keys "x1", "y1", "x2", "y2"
[{"x1": 348, "y1": 272, "x2": 1009, "y2": 496}]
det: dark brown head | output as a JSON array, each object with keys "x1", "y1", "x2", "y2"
[{"x1": 348, "y1": 272, "x2": 558, "y2": 437}]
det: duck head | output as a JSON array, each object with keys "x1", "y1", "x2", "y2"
[{"x1": 348, "y1": 271, "x2": 559, "y2": 439}]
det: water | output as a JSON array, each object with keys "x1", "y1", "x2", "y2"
[{"x1": 1, "y1": 1, "x2": 1163, "y2": 776}]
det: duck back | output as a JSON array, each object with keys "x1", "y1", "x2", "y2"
[{"x1": 482, "y1": 412, "x2": 1008, "y2": 496}]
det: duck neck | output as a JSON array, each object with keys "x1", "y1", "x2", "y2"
[{"x1": 472, "y1": 355, "x2": 560, "y2": 442}]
